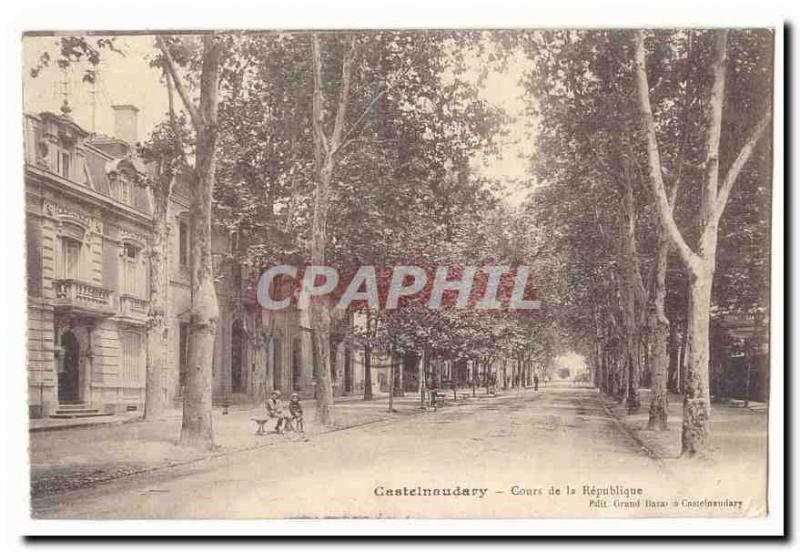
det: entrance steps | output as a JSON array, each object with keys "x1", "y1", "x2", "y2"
[{"x1": 50, "y1": 403, "x2": 112, "y2": 419}]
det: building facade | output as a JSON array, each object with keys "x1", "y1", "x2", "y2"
[
  {"x1": 25, "y1": 108, "x2": 154, "y2": 416},
  {"x1": 25, "y1": 107, "x2": 373, "y2": 419}
]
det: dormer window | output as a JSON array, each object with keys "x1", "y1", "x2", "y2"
[
  {"x1": 120, "y1": 176, "x2": 131, "y2": 205},
  {"x1": 110, "y1": 174, "x2": 132, "y2": 205}
]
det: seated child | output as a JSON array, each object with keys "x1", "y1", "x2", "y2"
[
  {"x1": 288, "y1": 392, "x2": 304, "y2": 433},
  {"x1": 266, "y1": 390, "x2": 287, "y2": 434}
]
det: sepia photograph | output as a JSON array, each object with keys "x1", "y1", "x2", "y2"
[{"x1": 11, "y1": 9, "x2": 783, "y2": 534}]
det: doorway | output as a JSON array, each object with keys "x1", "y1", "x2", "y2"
[{"x1": 58, "y1": 331, "x2": 80, "y2": 403}]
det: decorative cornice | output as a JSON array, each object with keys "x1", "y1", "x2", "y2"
[{"x1": 27, "y1": 164, "x2": 152, "y2": 228}]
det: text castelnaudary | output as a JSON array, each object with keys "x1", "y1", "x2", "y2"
[{"x1": 374, "y1": 486, "x2": 489, "y2": 498}]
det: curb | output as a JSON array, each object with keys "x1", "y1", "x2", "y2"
[
  {"x1": 30, "y1": 401, "x2": 436, "y2": 501},
  {"x1": 29, "y1": 416, "x2": 141, "y2": 433},
  {"x1": 594, "y1": 394, "x2": 670, "y2": 473},
  {"x1": 31, "y1": 390, "x2": 515, "y2": 501}
]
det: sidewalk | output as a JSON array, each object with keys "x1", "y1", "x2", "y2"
[
  {"x1": 598, "y1": 388, "x2": 768, "y2": 463},
  {"x1": 29, "y1": 389, "x2": 491, "y2": 498}
]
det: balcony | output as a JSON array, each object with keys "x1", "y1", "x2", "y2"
[
  {"x1": 118, "y1": 293, "x2": 149, "y2": 324},
  {"x1": 53, "y1": 279, "x2": 115, "y2": 317}
]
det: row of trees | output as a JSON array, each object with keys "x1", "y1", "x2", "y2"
[
  {"x1": 34, "y1": 31, "x2": 558, "y2": 449},
  {"x1": 33, "y1": 28, "x2": 772, "y2": 457},
  {"x1": 526, "y1": 29, "x2": 772, "y2": 455}
]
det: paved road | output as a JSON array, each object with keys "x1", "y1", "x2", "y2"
[{"x1": 31, "y1": 385, "x2": 678, "y2": 519}]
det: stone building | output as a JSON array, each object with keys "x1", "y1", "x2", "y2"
[
  {"x1": 25, "y1": 107, "x2": 155, "y2": 417},
  {"x1": 25, "y1": 105, "x2": 391, "y2": 419}
]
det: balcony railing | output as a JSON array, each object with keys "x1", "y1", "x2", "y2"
[
  {"x1": 53, "y1": 279, "x2": 115, "y2": 316},
  {"x1": 119, "y1": 293, "x2": 149, "y2": 322}
]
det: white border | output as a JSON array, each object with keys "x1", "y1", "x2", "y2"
[{"x1": 2, "y1": 0, "x2": 790, "y2": 541}]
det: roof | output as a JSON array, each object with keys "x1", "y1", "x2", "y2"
[{"x1": 25, "y1": 111, "x2": 152, "y2": 217}]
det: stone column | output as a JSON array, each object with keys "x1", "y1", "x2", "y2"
[{"x1": 83, "y1": 323, "x2": 95, "y2": 408}]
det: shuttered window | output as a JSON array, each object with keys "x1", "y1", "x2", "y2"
[{"x1": 120, "y1": 330, "x2": 144, "y2": 386}]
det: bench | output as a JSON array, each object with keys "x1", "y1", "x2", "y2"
[
  {"x1": 429, "y1": 392, "x2": 446, "y2": 410},
  {"x1": 252, "y1": 417, "x2": 270, "y2": 435}
]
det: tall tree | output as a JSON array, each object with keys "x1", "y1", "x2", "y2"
[
  {"x1": 634, "y1": 30, "x2": 771, "y2": 455},
  {"x1": 307, "y1": 33, "x2": 358, "y2": 425},
  {"x1": 158, "y1": 33, "x2": 225, "y2": 448},
  {"x1": 140, "y1": 71, "x2": 189, "y2": 420}
]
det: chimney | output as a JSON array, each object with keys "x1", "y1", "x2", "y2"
[{"x1": 112, "y1": 104, "x2": 139, "y2": 145}]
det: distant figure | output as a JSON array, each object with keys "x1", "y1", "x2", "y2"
[
  {"x1": 534, "y1": 374, "x2": 539, "y2": 391},
  {"x1": 266, "y1": 390, "x2": 287, "y2": 434},
  {"x1": 288, "y1": 392, "x2": 304, "y2": 433}
]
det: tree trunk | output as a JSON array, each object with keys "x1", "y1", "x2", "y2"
[
  {"x1": 143, "y1": 68, "x2": 182, "y2": 421},
  {"x1": 420, "y1": 349, "x2": 427, "y2": 408},
  {"x1": 388, "y1": 352, "x2": 395, "y2": 411},
  {"x1": 471, "y1": 360, "x2": 477, "y2": 397},
  {"x1": 647, "y1": 231, "x2": 670, "y2": 430},
  {"x1": 619, "y1": 159, "x2": 643, "y2": 414},
  {"x1": 159, "y1": 34, "x2": 223, "y2": 450},
  {"x1": 667, "y1": 318, "x2": 681, "y2": 393},
  {"x1": 181, "y1": 149, "x2": 219, "y2": 448},
  {"x1": 308, "y1": 34, "x2": 357, "y2": 426},
  {"x1": 334, "y1": 337, "x2": 346, "y2": 397},
  {"x1": 143, "y1": 174, "x2": 170, "y2": 420},
  {"x1": 363, "y1": 341, "x2": 373, "y2": 401},
  {"x1": 396, "y1": 353, "x2": 405, "y2": 396},
  {"x1": 617, "y1": 343, "x2": 627, "y2": 404},
  {"x1": 633, "y1": 30, "x2": 717, "y2": 456},
  {"x1": 681, "y1": 264, "x2": 714, "y2": 454}
]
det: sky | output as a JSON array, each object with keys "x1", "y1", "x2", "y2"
[
  {"x1": 553, "y1": 352, "x2": 588, "y2": 376},
  {"x1": 22, "y1": 35, "x2": 170, "y2": 143},
  {"x1": 21, "y1": 33, "x2": 535, "y2": 206}
]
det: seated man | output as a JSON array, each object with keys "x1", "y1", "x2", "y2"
[
  {"x1": 288, "y1": 392, "x2": 304, "y2": 433},
  {"x1": 266, "y1": 390, "x2": 288, "y2": 434}
]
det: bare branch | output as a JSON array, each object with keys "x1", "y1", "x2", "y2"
[
  {"x1": 700, "y1": 30, "x2": 728, "y2": 224},
  {"x1": 310, "y1": 34, "x2": 330, "y2": 158},
  {"x1": 714, "y1": 110, "x2": 771, "y2": 222},
  {"x1": 156, "y1": 35, "x2": 202, "y2": 131},
  {"x1": 198, "y1": 33, "x2": 223, "y2": 131},
  {"x1": 334, "y1": 37, "x2": 429, "y2": 156},
  {"x1": 633, "y1": 30, "x2": 701, "y2": 275},
  {"x1": 330, "y1": 34, "x2": 358, "y2": 151}
]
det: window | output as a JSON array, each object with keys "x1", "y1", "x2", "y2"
[
  {"x1": 178, "y1": 220, "x2": 189, "y2": 267},
  {"x1": 111, "y1": 175, "x2": 131, "y2": 205},
  {"x1": 59, "y1": 151, "x2": 71, "y2": 179},
  {"x1": 61, "y1": 238, "x2": 81, "y2": 279},
  {"x1": 179, "y1": 322, "x2": 189, "y2": 388},
  {"x1": 121, "y1": 243, "x2": 143, "y2": 296},
  {"x1": 120, "y1": 331, "x2": 144, "y2": 386},
  {"x1": 120, "y1": 177, "x2": 131, "y2": 205}
]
